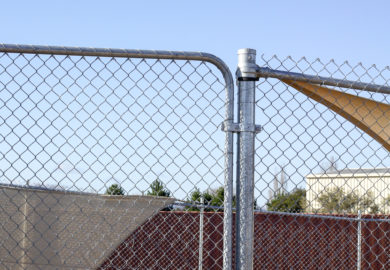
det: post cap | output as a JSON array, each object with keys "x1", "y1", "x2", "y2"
[{"x1": 237, "y1": 48, "x2": 258, "y2": 80}]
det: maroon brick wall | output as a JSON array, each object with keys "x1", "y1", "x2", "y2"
[{"x1": 99, "y1": 212, "x2": 390, "y2": 269}]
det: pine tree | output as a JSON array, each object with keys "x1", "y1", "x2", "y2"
[{"x1": 105, "y1": 184, "x2": 125, "y2": 195}]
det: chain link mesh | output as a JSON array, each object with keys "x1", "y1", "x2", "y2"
[
  {"x1": 255, "y1": 54, "x2": 390, "y2": 269},
  {"x1": 3, "y1": 45, "x2": 390, "y2": 269},
  {"x1": 0, "y1": 49, "x2": 228, "y2": 269}
]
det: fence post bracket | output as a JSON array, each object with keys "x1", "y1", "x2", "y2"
[{"x1": 221, "y1": 122, "x2": 262, "y2": 133}]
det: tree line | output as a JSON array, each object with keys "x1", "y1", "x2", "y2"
[
  {"x1": 266, "y1": 187, "x2": 387, "y2": 214},
  {"x1": 105, "y1": 180, "x2": 257, "y2": 212},
  {"x1": 266, "y1": 160, "x2": 386, "y2": 214},
  {"x1": 105, "y1": 180, "x2": 389, "y2": 214}
]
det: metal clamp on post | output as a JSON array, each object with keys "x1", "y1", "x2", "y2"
[{"x1": 221, "y1": 121, "x2": 262, "y2": 133}]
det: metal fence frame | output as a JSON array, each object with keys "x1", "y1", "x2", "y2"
[{"x1": 0, "y1": 44, "x2": 235, "y2": 270}]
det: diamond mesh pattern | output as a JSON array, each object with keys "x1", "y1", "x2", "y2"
[
  {"x1": 255, "y1": 54, "x2": 390, "y2": 269},
  {"x1": 3, "y1": 46, "x2": 390, "y2": 269},
  {"x1": 0, "y1": 51, "x2": 227, "y2": 269}
]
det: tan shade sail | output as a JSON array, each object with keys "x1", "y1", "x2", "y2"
[{"x1": 283, "y1": 80, "x2": 390, "y2": 152}]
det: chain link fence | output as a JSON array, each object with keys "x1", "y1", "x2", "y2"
[
  {"x1": 0, "y1": 45, "x2": 233, "y2": 269},
  {"x1": 255, "y1": 54, "x2": 390, "y2": 269},
  {"x1": 1, "y1": 44, "x2": 390, "y2": 269}
]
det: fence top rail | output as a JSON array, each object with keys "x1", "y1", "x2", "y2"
[
  {"x1": 0, "y1": 43, "x2": 219, "y2": 64},
  {"x1": 255, "y1": 209, "x2": 390, "y2": 223},
  {"x1": 0, "y1": 43, "x2": 233, "y2": 86},
  {"x1": 255, "y1": 66, "x2": 390, "y2": 94},
  {"x1": 0, "y1": 43, "x2": 234, "y2": 120}
]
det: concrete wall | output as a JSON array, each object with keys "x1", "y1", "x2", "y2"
[{"x1": 0, "y1": 185, "x2": 174, "y2": 270}]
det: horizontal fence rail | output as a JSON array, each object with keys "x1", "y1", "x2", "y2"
[{"x1": 255, "y1": 66, "x2": 390, "y2": 93}]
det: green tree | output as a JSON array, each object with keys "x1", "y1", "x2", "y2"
[
  {"x1": 147, "y1": 179, "x2": 172, "y2": 211},
  {"x1": 318, "y1": 188, "x2": 379, "y2": 214},
  {"x1": 147, "y1": 179, "x2": 171, "y2": 197},
  {"x1": 190, "y1": 188, "x2": 202, "y2": 202},
  {"x1": 210, "y1": 186, "x2": 224, "y2": 208},
  {"x1": 105, "y1": 184, "x2": 125, "y2": 195},
  {"x1": 186, "y1": 188, "x2": 203, "y2": 211},
  {"x1": 360, "y1": 192, "x2": 380, "y2": 214},
  {"x1": 382, "y1": 195, "x2": 390, "y2": 214},
  {"x1": 186, "y1": 186, "x2": 256, "y2": 212},
  {"x1": 187, "y1": 187, "x2": 224, "y2": 212},
  {"x1": 266, "y1": 188, "x2": 306, "y2": 213}
]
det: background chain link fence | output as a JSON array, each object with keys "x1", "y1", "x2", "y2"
[
  {"x1": 255, "y1": 54, "x2": 390, "y2": 269},
  {"x1": 0, "y1": 46, "x2": 231, "y2": 269}
]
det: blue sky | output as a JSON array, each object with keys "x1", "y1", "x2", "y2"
[{"x1": 2, "y1": 0, "x2": 390, "y2": 72}]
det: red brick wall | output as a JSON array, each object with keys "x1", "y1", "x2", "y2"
[{"x1": 99, "y1": 212, "x2": 390, "y2": 269}]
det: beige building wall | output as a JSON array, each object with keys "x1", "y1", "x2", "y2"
[
  {"x1": 306, "y1": 168, "x2": 390, "y2": 214},
  {"x1": 0, "y1": 185, "x2": 174, "y2": 270}
]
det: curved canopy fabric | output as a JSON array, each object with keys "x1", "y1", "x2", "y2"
[{"x1": 284, "y1": 80, "x2": 390, "y2": 152}]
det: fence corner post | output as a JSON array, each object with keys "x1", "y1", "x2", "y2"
[{"x1": 236, "y1": 48, "x2": 259, "y2": 270}]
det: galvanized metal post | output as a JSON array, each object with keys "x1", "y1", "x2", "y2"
[
  {"x1": 236, "y1": 49, "x2": 258, "y2": 270},
  {"x1": 357, "y1": 210, "x2": 362, "y2": 270},
  {"x1": 199, "y1": 197, "x2": 204, "y2": 270}
]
